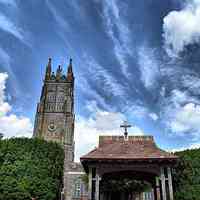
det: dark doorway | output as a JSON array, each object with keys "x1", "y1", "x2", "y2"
[
  {"x1": 111, "y1": 191, "x2": 121, "y2": 200},
  {"x1": 100, "y1": 171, "x2": 155, "y2": 200}
]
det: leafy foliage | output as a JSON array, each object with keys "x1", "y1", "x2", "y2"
[
  {"x1": 174, "y1": 148, "x2": 200, "y2": 200},
  {"x1": 0, "y1": 138, "x2": 64, "y2": 200}
]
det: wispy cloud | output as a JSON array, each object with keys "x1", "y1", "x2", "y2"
[
  {"x1": 0, "y1": 0, "x2": 30, "y2": 47},
  {"x1": 78, "y1": 76, "x2": 112, "y2": 111},
  {"x1": 83, "y1": 54, "x2": 126, "y2": 97},
  {"x1": 138, "y1": 46, "x2": 160, "y2": 89},
  {"x1": 79, "y1": 51, "x2": 157, "y2": 122},
  {"x1": 101, "y1": 0, "x2": 132, "y2": 78},
  {"x1": 0, "y1": 14, "x2": 24, "y2": 41},
  {"x1": 76, "y1": 53, "x2": 129, "y2": 112},
  {"x1": 45, "y1": 0, "x2": 70, "y2": 30},
  {"x1": 0, "y1": 0, "x2": 17, "y2": 7},
  {"x1": 123, "y1": 103, "x2": 149, "y2": 119},
  {"x1": 0, "y1": 47, "x2": 10, "y2": 67}
]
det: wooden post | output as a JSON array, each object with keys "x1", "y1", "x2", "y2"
[
  {"x1": 100, "y1": 192, "x2": 104, "y2": 200},
  {"x1": 167, "y1": 167, "x2": 174, "y2": 200},
  {"x1": 60, "y1": 190, "x2": 64, "y2": 200},
  {"x1": 161, "y1": 167, "x2": 167, "y2": 200},
  {"x1": 95, "y1": 173, "x2": 100, "y2": 200},
  {"x1": 140, "y1": 192, "x2": 143, "y2": 200},
  {"x1": 152, "y1": 188, "x2": 155, "y2": 200},
  {"x1": 154, "y1": 187, "x2": 157, "y2": 200},
  {"x1": 88, "y1": 167, "x2": 92, "y2": 200},
  {"x1": 156, "y1": 177, "x2": 160, "y2": 200}
]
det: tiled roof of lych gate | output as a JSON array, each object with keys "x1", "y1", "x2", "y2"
[{"x1": 80, "y1": 136, "x2": 178, "y2": 161}]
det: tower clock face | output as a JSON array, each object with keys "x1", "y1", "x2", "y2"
[{"x1": 48, "y1": 122, "x2": 57, "y2": 132}]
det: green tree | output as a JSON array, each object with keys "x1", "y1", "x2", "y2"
[
  {"x1": 173, "y1": 149, "x2": 200, "y2": 200},
  {"x1": 0, "y1": 138, "x2": 64, "y2": 200}
]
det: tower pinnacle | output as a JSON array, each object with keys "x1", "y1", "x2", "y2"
[
  {"x1": 56, "y1": 65, "x2": 62, "y2": 80},
  {"x1": 67, "y1": 58, "x2": 74, "y2": 81},
  {"x1": 45, "y1": 57, "x2": 52, "y2": 80}
]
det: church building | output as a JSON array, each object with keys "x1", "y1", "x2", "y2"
[{"x1": 33, "y1": 58, "x2": 178, "y2": 200}]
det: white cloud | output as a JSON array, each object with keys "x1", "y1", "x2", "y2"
[
  {"x1": 170, "y1": 103, "x2": 200, "y2": 135},
  {"x1": 138, "y1": 46, "x2": 160, "y2": 89},
  {"x1": 163, "y1": 0, "x2": 200, "y2": 57},
  {"x1": 159, "y1": 89, "x2": 200, "y2": 138},
  {"x1": 161, "y1": 89, "x2": 200, "y2": 138},
  {"x1": 149, "y1": 113, "x2": 159, "y2": 121},
  {"x1": 0, "y1": 73, "x2": 33, "y2": 138},
  {"x1": 0, "y1": 114, "x2": 33, "y2": 138},
  {"x1": 74, "y1": 104, "x2": 144, "y2": 161},
  {"x1": 170, "y1": 89, "x2": 194, "y2": 106},
  {"x1": 181, "y1": 74, "x2": 200, "y2": 95},
  {"x1": 170, "y1": 142, "x2": 200, "y2": 152},
  {"x1": 188, "y1": 142, "x2": 200, "y2": 149}
]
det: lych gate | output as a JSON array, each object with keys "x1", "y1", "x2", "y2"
[{"x1": 80, "y1": 136, "x2": 178, "y2": 200}]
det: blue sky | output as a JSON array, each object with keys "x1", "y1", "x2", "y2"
[{"x1": 1, "y1": 0, "x2": 200, "y2": 159}]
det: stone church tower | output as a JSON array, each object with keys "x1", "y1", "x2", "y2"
[
  {"x1": 33, "y1": 58, "x2": 87, "y2": 200},
  {"x1": 33, "y1": 58, "x2": 75, "y2": 161}
]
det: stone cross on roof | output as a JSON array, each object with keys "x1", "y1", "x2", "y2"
[{"x1": 120, "y1": 121, "x2": 131, "y2": 138}]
